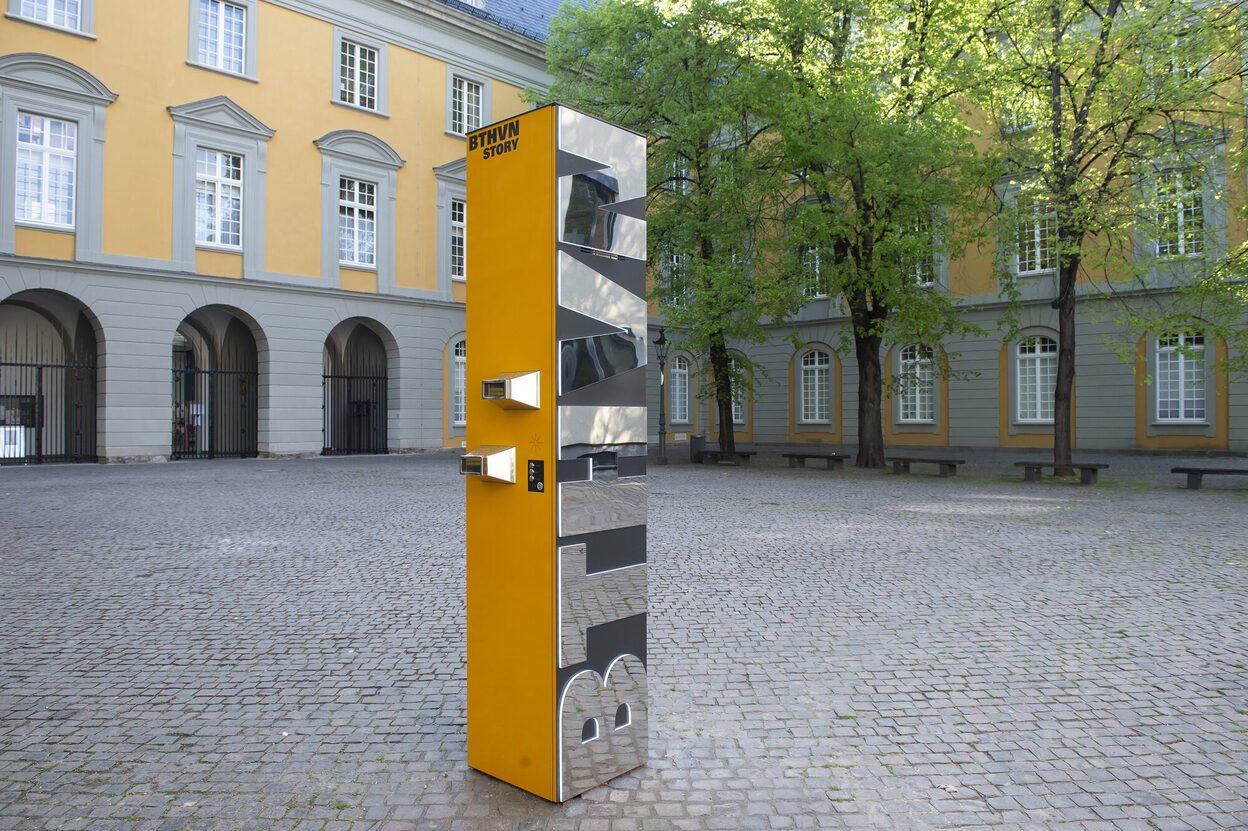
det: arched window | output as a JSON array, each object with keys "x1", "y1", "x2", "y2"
[
  {"x1": 1156, "y1": 331, "x2": 1205, "y2": 421},
  {"x1": 899, "y1": 345, "x2": 934, "y2": 422},
  {"x1": 670, "y1": 355, "x2": 690, "y2": 424},
  {"x1": 452, "y1": 340, "x2": 467, "y2": 426},
  {"x1": 729, "y1": 356, "x2": 746, "y2": 425},
  {"x1": 799, "y1": 350, "x2": 830, "y2": 423},
  {"x1": 1016, "y1": 336, "x2": 1057, "y2": 422}
]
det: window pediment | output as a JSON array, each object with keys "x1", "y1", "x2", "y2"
[
  {"x1": 0, "y1": 52, "x2": 115, "y2": 105},
  {"x1": 168, "y1": 96, "x2": 273, "y2": 141},
  {"x1": 315, "y1": 130, "x2": 404, "y2": 170}
]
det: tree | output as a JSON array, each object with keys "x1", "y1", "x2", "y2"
[
  {"x1": 747, "y1": 0, "x2": 991, "y2": 467},
  {"x1": 541, "y1": 0, "x2": 799, "y2": 453},
  {"x1": 981, "y1": 0, "x2": 1248, "y2": 474}
]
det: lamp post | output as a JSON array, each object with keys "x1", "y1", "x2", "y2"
[{"x1": 655, "y1": 327, "x2": 669, "y2": 465}]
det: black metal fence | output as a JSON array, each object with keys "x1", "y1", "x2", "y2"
[
  {"x1": 0, "y1": 361, "x2": 97, "y2": 465},
  {"x1": 322, "y1": 374, "x2": 387, "y2": 455},
  {"x1": 172, "y1": 368, "x2": 258, "y2": 460}
]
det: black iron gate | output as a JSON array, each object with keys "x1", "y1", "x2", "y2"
[
  {"x1": 322, "y1": 374, "x2": 387, "y2": 455},
  {"x1": 0, "y1": 361, "x2": 96, "y2": 465},
  {"x1": 172, "y1": 368, "x2": 258, "y2": 460}
]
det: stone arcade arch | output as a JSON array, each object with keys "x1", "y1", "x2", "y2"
[
  {"x1": 0, "y1": 289, "x2": 100, "y2": 464},
  {"x1": 322, "y1": 318, "x2": 395, "y2": 454},
  {"x1": 172, "y1": 306, "x2": 263, "y2": 459}
]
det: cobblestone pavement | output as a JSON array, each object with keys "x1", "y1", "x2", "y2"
[{"x1": 1, "y1": 450, "x2": 1246, "y2": 831}]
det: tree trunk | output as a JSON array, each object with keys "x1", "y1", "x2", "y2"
[
  {"x1": 708, "y1": 336, "x2": 735, "y2": 454},
  {"x1": 854, "y1": 332, "x2": 885, "y2": 468},
  {"x1": 1052, "y1": 261, "x2": 1077, "y2": 477}
]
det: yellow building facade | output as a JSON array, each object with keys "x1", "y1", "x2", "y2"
[{"x1": 0, "y1": 0, "x2": 555, "y2": 462}]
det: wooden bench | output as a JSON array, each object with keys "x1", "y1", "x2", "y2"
[
  {"x1": 781, "y1": 452, "x2": 847, "y2": 470},
  {"x1": 886, "y1": 456, "x2": 965, "y2": 478},
  {"x1": 1014, "y1": 461, "x2": 1109, "y2": 486},
  {"x1": 701, "y1": 449, "x2": 757, "y2": 466},
  {"x1": 1171, "y1": 466, "x2": 1248, "y2": 490}
]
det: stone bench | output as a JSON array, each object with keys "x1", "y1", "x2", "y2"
[
  {"x1": 1171, "y1": 466, "x2": 1248, "y2": 490},
  {"x1": 1015, "y1": 461, "x2": 1109, "y2": 486},
  {"x1": 781, "y1": 452, "x2": 847, "y2": 470},
  {"x1": 701, "y1": 449, "x2": 757, "y2": 466},
  {"x1": 886, "y1": 456, "x2": 965, "y2": 478}
]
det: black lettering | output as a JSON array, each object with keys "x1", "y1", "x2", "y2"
[
  {"x1": 469, "y1": 134, "x2": 478, "y2": 151},
  {"x1": 508, "y1": 120, "x2": 520, "y2": 139}
]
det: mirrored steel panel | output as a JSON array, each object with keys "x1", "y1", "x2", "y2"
[
  {"x1": 559, "y1": 479, "x2": 647, "y2": 537},
  {"x1": 560, "y1": 544, "x2": 647, "y2": 667},
  {"x1": 558, "y1": 655, "x2": 648, "y2": 802},
  {"x1": 559, "y1": 405, "x2": 647, "y2": 450},
  {"x1": 557, "y1": 252, "x2": 647, "y2": 331},
  {"x1": 560, "y1": 332, "x2": 644, "y2": 395}
]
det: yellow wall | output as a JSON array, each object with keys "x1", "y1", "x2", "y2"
[
  {"x1": 1, "y1": 3, "x2": 530, "y2": 290},
  {"x1": 14, "y1": 228, "x2": 74, "y2": 261}
]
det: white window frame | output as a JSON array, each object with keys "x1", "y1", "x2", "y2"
[
  {"x1": 1016, "y1": 193, "x2": 1056, "y2": 275},
  {"x1": 338, "y1": 176, "x2": 376, "y2": 268},
  {"x1": 0, "y1": 54, "x2": 114, "y2": 259},
  {"x1": 315, "y1": 130, "x2": 404, "y2": 291},
  {"x1": 729, "y1": 356, "x2": 746, "y2": 426},
  {"x1": 445, "y1": 67, "x2": 490, "y2": 137},
  {"x1": 1156, "y1": 332, "x2": 1206, "y2": 423},
  {"x1": 8, "y1": 0, "x2": 94, "y2": 36},
  {"x1": 333, "y1": 29, "x2": 389, "y2": 116},
  {"x1": 1154, "y1": 167, "x2": 1204, "y2": 259},
  {"x1": 187, "y1": 0, "x2": 258, "y2": 81},
  {"x1": 802, "y1": 247, "x2": 829, "y2": 299},
  {"x1": 905, "y1": 223, "x2": 937, "y2": 288},
  {"x1": 452, "y1": 340, "x2": 467, "y2": 427},
  {"x1": 898, "y1": 344, "x2": 935, "y2": 423},
  {"x1": 450, "y1": 197, "x2": 466, "y2": 282},
  {"x1": 1015, "y1": 335, "x2": 1057, "y2": 423},
  {"x1": 670, "y1": 355, "x2": 690, "y2": 424},
  {"x1": 194, "y1": 147, "x2": 243, "y2": 249},
  {"x1": 15, "y1": 112, "x2": 76, "y2": 229},
  {"x1": 798, "y1": 350, "x2": 831, "y2": 424},
  {"x1": 169, "y1": 96, "x2": 273, "y2": 278}
]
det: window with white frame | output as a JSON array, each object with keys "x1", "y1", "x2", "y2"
[
  {"x1": 450, "y1": 75, "x2": 482, "y2": 135},
  {"x1": 196, "y1": 0, "x2": 247, "y2": 74},
  {"x1": 338, "y1": 177, "x2": 375, "y2": 266},
  {"x1": 802, "y1": 247, "x2": 829, "y2": 299},
  {"x1": 904, "y1": 223, "x2": 936, "y2": 287},
  {"x1": 1156, "y1": 331, "x2": 1205, "y2": 421},
  {"x1": 799, "y1": 350, "x2": 830, "y2": 423},
  {"x1": 450, "y1": 198, "x2": 466, "y2": 281},
  {"x1": 670, "y1": 355, "x2": 690, "y2": 424},
  {"x1": 338, "y1": 39, "x2": 377, "y2": 110},
  {"x1": 195, "y1": 148, "x2": 242, "y2": 247},
  {"x1": 452, "y1": 340, "x2": 467, "y2": 426},
  {"x1": 729, "y1": 356, "x2": 745, "y2": 425},
  {"x1": 1016, "y1": 193, "x2": 1056, "y2": 274},
  {"x1": 665, "y1": 158, "x2": 690, "y2": 194},
  {"x1": 16, "y1": 112, "x2": 76, "y2": 227},
  {"x1": 16, "y1": 0, "x2": 81, "y2": 30},
  {"x1": 899, "y1": 344, "x2": 934, "y2": 422},
  {"x1": 1155, "y1": 168, "x2": 1203, "y2": 258},
  {"x1": 1016, "y1": 335, "x2": 1057, "y2": 422}
]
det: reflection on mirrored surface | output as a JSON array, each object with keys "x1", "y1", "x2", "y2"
[
  {"x1": 559, "y1": 108, "x2": 646, "y2": 200},
  {"x1": 559, "y1": 406, "x2": 647, "y2": 449},
  {"x1": 560, "y1": 331, "x2": 642, "y2": 395},
  {"x1": 559, "y1": 655, "x2": 647, "y2": 800},
  {"x1": 559, "y1": 478, "x2": 647, "y2": 536},
  {"x1": 562, "y1": 172, "x2": 618, "y2": 250},
  {"x1": 560, "y1": 544, "x2": 647, "y2": 667},
  {"x1": 558, "y1": 251, "x2": 646, "y2": 330}
]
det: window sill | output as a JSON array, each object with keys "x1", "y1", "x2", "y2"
[
  {"x1": 1153, "y1": 419, "x2": 1208, "y2": 427},
  {"x1": 340, "y1": 262, "x2": 378, "y2": 272},
  {"x1": 185, "y1": 61, "x2": 258, "y2": 84},
  {"x1": 451, "y1": 276, "x2": 466, "y2": 283},
  {"x1": 445, "y1": 130, "x2": 472, "y2": 140},
  {"x1": 452, "y1": 421, "x2": 466, "y2": 428},
  {"x1": 15, "y1": 220, "x2": 74, "y2": 234},
  {"x1": 331, "y1": 99, "x2": 390, "y2": 119},
  {"x1": 798, "y1": 420, "x2": 832, "y2": 426},
  {"x1": 196, "y1": 242, "x2": 243, "y2": 253},
  {"x1": 897, "y1": 419, "x2": 936, "y2": 425},
  {"x1": 1015, "y1": 268, "x2": 1055, "y2": 278},
  {"x1": 4, "y1": 13, "x2": 96, "y2": 39}
]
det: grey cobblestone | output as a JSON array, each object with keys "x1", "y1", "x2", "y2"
[{"x1": 1, "y1": 450, "x2": 1246, "y2": 829}]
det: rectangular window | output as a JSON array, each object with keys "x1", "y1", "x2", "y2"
[
  {"x1": 670, "y1": 357, "x2": 689, "y2": 424},
  {"x1": 905, "y1": 223, "x2": 935, "y2": 287},
  {"x1": 1156, "y1": 169, "x2": 1203, "y2": 258},
  {"x1": 453, "y1": 341, "x2": 467, "y2": 426},
  {"x1": 16, "y1": 112, "x2": 76, "y2": 227},
  {"x1": 451, "y1": 76, "x2": 483, "y2": 135},
  {"x1": 1017, "y1": 336, "x2": 1057, "y2": 422},
  {"x1": 899, "y1": 345, "x2": 934, "y2": 422},
  {"x1": 729, "y1": 357, "x2": 745, "y2": 425},
  {"x1": 1157, "y1": 332, "x2": 1205, "y2": 421},
  {"x1": 450, "y1": 198, "x2": 466, "y2": 280},
  {"x1": 338, "y1": 177, "x2": 376, "y2": 266},
  {"x1": 197, "y1": 0, "x2": 246, "y2": 74},
  {"x1": 802, "y1": 247, "x2": 828, "y2": 299},
  {"x1": 19, "y1": 0, "x2": 80, "y2": 29},
  {"x1": 195, "y1": 148, "x2": 242, "y2": 248},
  {"x1": 338, "y1": 40, "x2": 377, "y2": 110},
  {"x1": 800, "y1": 351, "x2": 830, "y2": 422},
  {"x1": 1016, "y1": 194, "x2": 1056, "y2": 274}
]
